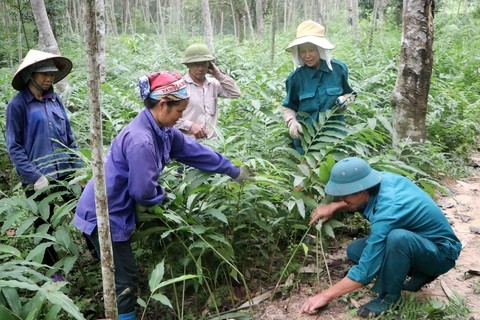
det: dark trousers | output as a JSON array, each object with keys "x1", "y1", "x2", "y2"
[
  {"x1": 87, "y1": 228, "x2": 139, "y2": 314},
  {"x1": 346, "y1": 229, "x2": 455, "y2": 295}
]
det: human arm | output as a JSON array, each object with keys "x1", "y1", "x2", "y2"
[
  {"x1": 5, "y1": 99, "x2": 43, "y2": 184},
  {"x1": 209, "y1": 63, "x2": 241, "y2": 98},
  {"x1": 169, "y1": 128, "x2": 245, "y2": 180},
  {"x1": 282, "y1": 108, "x2": 303, "y2": 139},
  {"x1": 300, "y1": 277, "x2": 363, "y2": 314},
  {"x1": 308, "y1": 201, "x2": 350, "y2": 226}
]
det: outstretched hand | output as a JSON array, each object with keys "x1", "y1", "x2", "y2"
[
  {"x1": 300, "y1": 292, "x2": 330, "y2": 315},
  {"x1": 234, "y1": 166, "x2": 255, "y2": 184}
]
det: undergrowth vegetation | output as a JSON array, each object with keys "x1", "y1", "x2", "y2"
[{"x1": 0, "y1": 9, "x2": 479, "y2": 320}]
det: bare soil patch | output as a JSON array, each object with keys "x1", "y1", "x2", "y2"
[{"x1": 250, "y1": 175, "x2": 480, "y2": 320}]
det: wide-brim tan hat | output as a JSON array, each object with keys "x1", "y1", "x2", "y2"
[
  {"x1": 286, "y1": 20, "x2": 335, "y2": 51},
  {"x1": 12, "y1": 49, "x2": 73, "y2": 90}
]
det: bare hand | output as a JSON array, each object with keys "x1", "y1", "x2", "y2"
[
  {"x1": 207, "y1": 62, "x2": 219, "y2": 74},
  {"x1": 309, "y1": 205, "x2": 334, "y2": 226},
  {"x1": 189, "y1": 123, "x2": 206, "y2": 139},
  {"x1": 300, "y1": 292, "x2": 330, "y2": 315}
]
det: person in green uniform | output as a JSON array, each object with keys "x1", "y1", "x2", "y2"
[
  {"x1": 282, "y1": 20, "x2": 355, "y2": 154},
  {"x1": 300, "y1": 157, "x2": 462, "y2": 317}
]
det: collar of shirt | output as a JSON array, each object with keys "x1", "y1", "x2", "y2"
[
  {"x1": 301, "y1": 60, "x2": 332, "y2": 79},
  {"x1": 143, "y1": 107, "x2": 172, "y2": 141},
  {"x1": 23, "y1": 87, "x2": 56, "y2": 102},
  {"x1": 183, "y1": 72, "x2": 213, "y2": 87}
]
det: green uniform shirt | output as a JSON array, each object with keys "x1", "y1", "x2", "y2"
[
  {"x1": 347, "y1": 172, "x2": 462, "y2": 285},
  {"x1": 282, "y1": 59, "x2": 353, "y2": 125}
]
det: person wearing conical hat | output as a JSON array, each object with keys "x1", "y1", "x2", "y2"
[
  {"x1": 300, "y1": 157, "x2": 462, "y2": 317},
  {"x1": 282, "y1": 20, "x2": 356, "y2": 154},
  {"x1": 6, "y1": 49, "x2": 82, "y2": 280},
  {"x1": 175, "y1": 43, "x2": 241, "y2": 140}
]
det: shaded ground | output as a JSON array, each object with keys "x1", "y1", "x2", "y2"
[{"x1": 250, "y1": 171, "x2": 480, "y2": 320}]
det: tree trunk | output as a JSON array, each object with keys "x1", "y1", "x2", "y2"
[
  {"x1": 255, "y1": 0, "x2": 264, "y2": 39},
  {"x1": 30, "y1": 0, "x2": 69, "y2": 93},
  {"x1": 85, "y1": 0, "x2": 117, "y2": 318},
  {"x1": 391, "y1": 0, "x2": 434, "y2": 145},
  {"x1": 202, "y1": 0, "x2": 215, "y2": 53},
  {"x1": 270, "y1": 0, "x2": 277, "y2": 64},
  {"x1": 244, "y1": 0, "x2": 255, "y2": 41},
  {"x1": 156, "y1": 0, "x2": 167, "y2": 47},
  {"x1": 351, "y1": 0, "x2": 360, "y2": 43},
  {"x1": 96, "y1": 0, "x2": 106, "y2": 83}
]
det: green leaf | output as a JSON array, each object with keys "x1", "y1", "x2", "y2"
[
  {"x1": 204, "y1": 208, "x2": 228, "y2": 224},
  {"x1": 25, "y1": 242, "x2": 53, "y2": 263},
  {"x1": 137, "y1": 297, "x2": 147, "y2": 308},
  {"x1": 0, "y1": 305, "x2": 22, "y2": 320},
  {"x1": 0, "y1": 245, "x2": 21, "y2": 258},
  {"x1": 318, "y1": 162, "x2": 330, "y2": 184},
  {"x1": 151, "y1": 293, "x2": 173, "y2": 308},
  {"x1": 1, "y1": 287, "x2": 21, "y2": 316},
  {"x1": 150, "y1": 275, "x2": 197, "y2": 293},
  {"x1": 0, "y1": 280, "x2": 41, "y2": 292},
  {"x1": 40, "y1": 285, "x2": 85, "y2": 320},
  {"x1": 149, "y1": 260, "x2": 165, "y2": 292}
]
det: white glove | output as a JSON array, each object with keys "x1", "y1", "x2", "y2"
[
  {"x1": 283, "y1": 108, "x2": 303, "y2": 139},
  {"x1": 34, "y1": 176, "x2": 49, "y2": 191},
  {"x1": 287, "y1": 119, "x2": 303, "y2": 139},
  {"x1": 234, "y1": 166, "x2": 254, "y2": 184}
]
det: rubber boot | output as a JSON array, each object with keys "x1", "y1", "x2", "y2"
[{"x1": 118, "y1": 311, "x2": 136, "y2": 320}]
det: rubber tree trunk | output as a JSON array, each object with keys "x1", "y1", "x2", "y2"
[
  {"x1": 391, "y1": 0, "x2": 434, "y2": 145},
  {"x1": 85, "y1": 0, "x2": 117, "y2": 319}
]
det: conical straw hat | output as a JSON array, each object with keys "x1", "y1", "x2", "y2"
[{"x1": 12, "y1": 49, "x2": 73, "y2": 90}]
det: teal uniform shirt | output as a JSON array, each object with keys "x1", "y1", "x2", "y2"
[
  {"x1": 347, "y1": 172, "x2": 462, "y2": 285},
  {"x1": 282, "y1": 59, "x2": 353, "y2": 126}
]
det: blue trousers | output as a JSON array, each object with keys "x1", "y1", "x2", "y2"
[
  {"x1": 346, "y1": 229, "x2": 455, "y2": 295},
  {"x1": 88, "y1": 229, "x2": 138, "y2": 315}
]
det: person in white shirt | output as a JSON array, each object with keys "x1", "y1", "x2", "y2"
[{"x1": 175, "y1": 44, "x2": 241, "y2": 140}]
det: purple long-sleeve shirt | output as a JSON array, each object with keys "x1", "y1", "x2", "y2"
[{"x1": 74, "y1": 108, "x2": 240, "y2": 241}]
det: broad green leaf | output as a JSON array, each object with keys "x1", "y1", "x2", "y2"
[
  {"x1": 0, "y1": 305, "x2": 21, "y2": 320},
  {"x1": 204, "y1": 208, "x2": 228, "y2": 224},
  {"x1": 149, "y1": 260, "x2": 165, "y2": 292},
  {"x1": 137, "y1": 297, "x2": 147, "y2": 308},
  {"x1": 40, "y1": 286, "x2": 85, "y2": 320},
  {"x1": 0, "y1": 245, "x2": 21, "y2": 258},
  {"x1": 25, "y1": 242, "x2": 53, "y2": 263},
  {"x1": 150, "y1": 275, "x2": 197, "y2": 293},
  {"x1": 0, "y1": 280, "x2": 40, "y2": 292},
  {"x1": 1, "y1": 287, "x2": 21, "y2": 315},
  {"x1": 151, "y1": 293, "x2": 173, "y2": 308}
]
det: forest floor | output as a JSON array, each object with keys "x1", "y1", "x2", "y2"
[{"x1": 249, "y1": 160, "x2": 480, "y2": 320}]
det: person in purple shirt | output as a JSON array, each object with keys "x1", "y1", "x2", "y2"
[
  {"x1": 74, "y1": 71, "x2": 252, "y2": 320},
  {"x1": 6, "y1": 49, "x2": 82, "y2": 281}
]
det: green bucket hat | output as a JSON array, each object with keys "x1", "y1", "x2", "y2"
[
  {"x1": 325, "y1": 157, "x2": 382, "y2": 196},
  {"x1": 181, "y1": 44, "x2": 215, "y2": 64}
]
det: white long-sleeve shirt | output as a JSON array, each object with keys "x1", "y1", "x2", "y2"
[{"x1": 175, "y1": 69, "x2": 240, "y2": 140}]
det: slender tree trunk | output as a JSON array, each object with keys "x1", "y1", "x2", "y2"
[
  {"x1": 270, "y1": 0, "x2": 277, "y2": 64},
  {"x1": 391, "y1": 0, "x2": 434, "y2": 145},
  {"x1": 96, "y1": 0, "x2": 106, "y2": 83},
  {"x1": 202, "y1": 0, "x2": 215, "y2": 53},
  {"x1": 255, "y1": 0, "x2": 264, "y2": 39},
  {"x1": 244, "y1": 0, "x2": 255, "y2": 41},
  {"x1": 156, "y1": 0, "x2": 167, "y2": 47},
  {"x1": 30, "y1": 0, "x2": 70, "y2": 93},
  {"x1": 351, "y1": 0, "x2": 360, "y2": 43},
  {"x1": 230, "y1": 0, "x2": 237, "y2": 37},
  {"x1": 85, "y1": 0, "x2": 117, "y2": 318}
]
